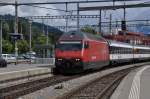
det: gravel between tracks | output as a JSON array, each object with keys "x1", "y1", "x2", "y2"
[
  {"x1": 66, "y1": 69, "x2": 130, "y2": 99},
  {"x1": 18, "y1": 62, "x2": 149, "y2": 99},
  {"x1": 0, "y1": 74, "x2": 82, "y2": 99}
]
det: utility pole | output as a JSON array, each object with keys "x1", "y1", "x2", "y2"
[
  {"x1": 99, "y1": 10, "x2": 102, "y2": 34},
  {"x1": 77, "y1": 3, "x2": 80, "y2": 32},
  {"x1": 0, "y1": 18, "x2": 2, "y2": 58},
  {"x1": 46, "y1": 14, "x2": 49, "y2": 45},
  {"x1": 15, "y1": 0, "x2": 18, "y2": 64},
  {"x1": 65, "y1": 3, "x2": 68, "y2": 32},
  {"x1": 116, "y1": 19, "x2": 118, "y2": 33},
  {"x1": 42, "y1": 19, "x2": 45, "y2": 34},
  {"x1": 20, "y1": 21, "x2": 22, "y2": 34},
  {"x1": 123, "y1": 8, "x2": 126, "y2": 21},
  {"x1": 46, "y1": 14, "x2": 49, "y2": 58},
  {"x1": 15, "y1": 0, "x2": 18, "y2": 34},
  {"x1": 29, "y1": 20, "x2": 32, "y2": 63},
  {"x1": 109, "y1": 14, "x2": 112, "y2": 34},
  {"x1": 29, "y1": 20, "x2": 32, "y2": 53},
  {"x1": 123, "y1": 2, "x2": 126, "y2": 21},
  {"x1": 122, "y1": 2, "x2": 127, "y2": 35}
]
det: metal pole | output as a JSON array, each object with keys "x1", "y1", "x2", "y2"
[
  {"x1": 29, "y1": 21, "x2": 32, "y2": 53},
  {"x1": 15, "y1": 0, "x2": 18, "y2": 64},
  {"x1": 123, "y1": 2, "x2": 126, "y2": 21},
  {"x1": 46, "y1": 15, "x2": 49, "y2": 45},
  {"x1": 21, "y1": 22, "x2": 22, "y2": 34},
  {"x1": 0, "y1": 19, "x2": 2, "y2": 58},
  {"x1": 116, "y1": 19, "x2": 118, "y2": 33},
  {"x1": 77, "y1": 3, "x2": 80, "y2": 32},
  {"x1": 15, "y1": 1, "x2": 18, "y2": 34},
  {"x1": 65, "y1": 3, "x2": 68, "y2": 32},
  {"x1": 123, "y1": 8, "x2": 126, "y2": 21},
  {"x1": 46, "y1": 14, "x2": 49, "y2": 58},
  {"x1": 109, "y1": 14, "x2": 112, "y2": 34},
  {"x1": 46, "y1": 24, "x2": 48, "y2": 44},
  {"x1": 29, "y1": 20, "x2": 32, "y2": 63},
  {"x1": 113, "y1": 0, "x2": 115, "y2": 7},
  {"x1": 42, "y1": 19, "x2": 45, "y2": 34},
  {"x1": 99, "y1": 10, "x2": 102, "y2": 34}
]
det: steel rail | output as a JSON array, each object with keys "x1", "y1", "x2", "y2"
[
  {"x1": 58, "y1": 63, "x2": 148, "y2": 99},
  {"x1": 0, "y1": 75, "x2": 75, "y2": 99},
  {"x1": 95, "y1": 72, "x2": 128, "y2": 99},
  {"x1": 0, "y1": 71, "x2": 97, "y2": 99}
]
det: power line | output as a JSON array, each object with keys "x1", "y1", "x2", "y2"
[
  {"x1": 79, "y1": 2, "x2": 150, "y2": 11},
  {"x1": 25, "y1": 15, "x2": 102, "y2": 20},
  {"x1": 0, "y1": 1, "x2": 13, "y2": 6},
  {"x1": 25, "y1": 5, "x2": 69, "y2": 12},
  {"x1": 53, "y1": 23, "x2": 150, "y2": 29},
  {"x1": 0, "y1": 0, "x2": 141, "y2": 6}
]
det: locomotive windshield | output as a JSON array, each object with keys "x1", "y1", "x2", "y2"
[{"x1": 56, "y1": 41, "x2": 82, "y2": 51}]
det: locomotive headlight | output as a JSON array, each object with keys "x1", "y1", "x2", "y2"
[
  {"x1": 75, "y1": 59, "x2": 80, "y2": 61},
  {"x1": 58, "y1": 58, "x2": 62, "y2": 61}
]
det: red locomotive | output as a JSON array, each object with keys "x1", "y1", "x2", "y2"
[{"x1": 54, "y1": 31, "x2": 150, "y2": 73}]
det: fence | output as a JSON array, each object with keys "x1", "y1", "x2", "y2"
[{"x1": 33, "y1": 58, "x2": 55, "y2": 65}]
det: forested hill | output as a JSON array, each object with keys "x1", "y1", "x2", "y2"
[{"x1": 1, "y1": 14, "x2": 63, "y2": 54}]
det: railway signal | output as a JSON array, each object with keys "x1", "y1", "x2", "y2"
[{"x1": 10, "y1": 33, "x2": 23, "y2": 41}]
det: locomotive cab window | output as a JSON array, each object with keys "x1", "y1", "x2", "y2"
[{"x1": 56, "y1": 41, "x2": 82, "y2": 51}]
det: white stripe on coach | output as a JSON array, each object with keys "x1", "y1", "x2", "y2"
[
  {"x1": 110, "y1": 54, "x2": 133, "y2": 60},
  {"x1": 110, "y1": 54, "x2": 150, "y2": 60}
]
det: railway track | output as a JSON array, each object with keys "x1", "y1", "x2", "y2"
[
  {"x1": 59, "y1": 66, "x2": 140, "y2": 99},
  {"x1": 0, "y1": 62, "x2": 149, "y2": 99},
  {"x1": 0, "y1": 74, "x2": 84, "y2": 99}
]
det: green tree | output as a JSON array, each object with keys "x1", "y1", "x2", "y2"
[
  {"x1": 37, "y1": 34, "x2": 47, "y2": 45},
  {"x1": 49, "y1": 33, "x2": 55, "y2": 44},
  {"x1": 17, "y1": 40, "x2": 29, "y2": 54},
  {"x1": 3, "y1": 22, "x2": 10, "y2": 40},
  {"x1": 2, "y1": 39, "x2": 13, "y2": 53},
  {"x1": 81, "y1": 25, "x2": 97, "y2": 34}
]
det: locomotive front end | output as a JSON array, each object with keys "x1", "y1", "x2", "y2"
[
  {"x1": 55, "y1": 40, "x2": 84, "y2": 73},
  {"x1": 54, "y1": 31, "x2": 88, "y2": 73}
]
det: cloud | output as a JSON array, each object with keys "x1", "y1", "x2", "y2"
[
  {"x1": 0, "y1": 0, "x2": 61, "y2": 16},
  {"x1": 0, "y1": 5, "x2": 14, "y2": 15},
  {"x1": 0, "y1": 0, "x2": 64, "y2": 25}
]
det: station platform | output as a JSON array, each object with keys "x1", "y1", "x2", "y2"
[
  {"x1": 1, "y1": 63, "x2": 53, "y2": 73},
  {"x1": 0, "y1": 64, "x2": 53, "y2": 82},
  {"x1": 111, "y1": 65, "x2": 150, "y2": 99}
]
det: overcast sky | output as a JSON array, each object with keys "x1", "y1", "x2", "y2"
[{"x1": 0, "y1": 0, "x2": 150, "y2": 27}]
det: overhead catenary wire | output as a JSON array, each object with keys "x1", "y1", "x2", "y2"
[
  {"x1": 0, "y1": 0, "x2": 142, "y2": 6},
  {"x1": 25, "y1": 5, "x2": 72, "y2": 12}
]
